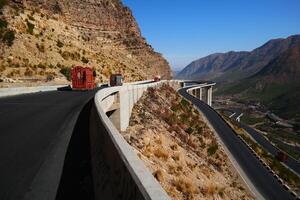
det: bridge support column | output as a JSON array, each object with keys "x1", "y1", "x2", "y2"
[
  {"x1": 199, "y1": 88, "x2": 202, "y2": 100},
  {"x1": 192, "y1": 89, "x2": 196, "y2": 97},
  {"x1": 207, "y1": 87, "x2": 213, "y2": 106}
]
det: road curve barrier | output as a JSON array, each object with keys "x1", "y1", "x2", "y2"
[
  {"x1": 0, "y1": 85, "x2": 68, "y2": 98},
  {"x1": 89, "y1": 80, "x2": 180, "y2": 200}
]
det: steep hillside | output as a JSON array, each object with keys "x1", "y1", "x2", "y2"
[
  {"x1": 123, "y1": 85, "x2": 254, "y2": 200},
  {"x1": 218, "y1": 45, "x2": 300, "y2": 119},
  {"x1": 177, "y1": 51, "x2": 248, "y2": 80},
  {"x1": 177, "y1": 35, "x2": 300, "y2": 82},
  {"x1": 0, "y1": 0, "x2": 172, "y2": 87}
]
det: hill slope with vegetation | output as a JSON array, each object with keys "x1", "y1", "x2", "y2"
[
  {"x1": 217, "y1": 45, "x2": 300, "y2": 120},
  {"x1": 123, "y1": 85, "x2": 254, "y2": 200}
]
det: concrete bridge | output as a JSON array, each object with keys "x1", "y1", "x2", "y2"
[
  {"x1": 88, "y1": 79, "x2": 216, "y2": 200},
  {"x1": 0, "y1": 80, "x2": 215, "y2": 200},
  {"x1": 185, "y1": 83, "x2": 216, "y2": 106}
]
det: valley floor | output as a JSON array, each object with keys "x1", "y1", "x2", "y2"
[{"x1": 214, "y1": 96, "x2": 300, "y2": 162}]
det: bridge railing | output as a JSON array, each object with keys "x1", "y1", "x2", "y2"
[{"x1": 89, "y1": 80, "x2": 181, "y2": 200}]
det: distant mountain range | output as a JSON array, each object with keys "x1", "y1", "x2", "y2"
[
  {"x1": 176, "y1": 35, "x2": 300, "y2": 82},
  {"x1": 177, "y1": 34, "x2": 300, "y2": 120},
  {"x1": 218, "y1": 44, "x2": 300, "y2": 119}
]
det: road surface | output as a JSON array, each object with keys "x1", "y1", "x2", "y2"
[
  {"x1": 241, "y1": 124, "x2": 300, "y2": 176},
  {"x1": 219, "y1": 108, "x2": 300, "y2": 175},
  {"x1": 178, "y1": 87, "x2": 295, "y2": 200},
  {"x1": 0, "y1": 90, "x2": 97, "y2": 200}
]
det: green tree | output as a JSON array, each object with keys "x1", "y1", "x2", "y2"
[
  {"x1": 26, "y1": 21, "x2": 35, "y2": 35},
  {"x1": 3, "y1": 30, "x2": 15, "y2": 46},
  {"x1": 60, "y1": 67, "x2": 71, "y2": 81}
]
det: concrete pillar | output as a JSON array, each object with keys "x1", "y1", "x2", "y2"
[
  {"x1": 192, "y1": 89, "x2": 196, "y2": 96},
  {"x1": 199, "y1": 88, "x2": 202, "y2": 100},
  {"x1": 207, "y1": 87, "x2": 213, "y2": 106},
  {"x1": 210, "y1": 87, "x2": 213, "y2": 106},
  {"x1": 119, "y1": 88, "x2": 130, "y2": 131},
  {"x1": 204, "y1": 88, "x2": 209, "y2": 105},
  {"x1": 108, "y1": 109, "x2": 120, "y2": 131}
]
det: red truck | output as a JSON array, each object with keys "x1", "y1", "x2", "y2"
[
  {"x1": 276, "y1": 151, "x2": 288, "y2": 163},
  {"x1": 71, "y1": 66, "x2": 95, "y2": 90},
  {"x1": 154, "y1": 75, "x2": 161, "y2": 82}
]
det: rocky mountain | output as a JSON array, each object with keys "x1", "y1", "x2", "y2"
[
  {"x1": 0, "y1": 0, "x2": 172, "y2": 86},
  {"x1": 177, "y1": 35, "x2": 300, "y2": 82},
  {"x1": 253, "y1": 45, "x2": 300, "y2": 82},
  {"x1": 219, "y1": 45, "x2": 300, "y2": 119},
  {"x1": 176, "y1": 51, "x2": 249, "y2": 80}
]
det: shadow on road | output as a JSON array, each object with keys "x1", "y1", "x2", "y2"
[{"x1": 55, "y1": 99, "x2": 94, "y2": 200}]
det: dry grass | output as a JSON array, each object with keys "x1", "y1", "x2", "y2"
[
  {"x1": 123, "y1": 85, "x2": 254, "y2": 200},
  {"x1": 172, "y1": 176, "x2": 198, "y2": 198},
  {"x1": 153, "y1": 147, "x2": 169, "y2": 161},
  {"x1": 153, "y1": 169, "x2": 164, "y2": 182},
  {"x1": 201, "y1": 181, "x2": 219, "y2": 197}
]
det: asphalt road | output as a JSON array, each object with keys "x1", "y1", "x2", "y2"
[
  {"x1": 178, "y1": 87, "x2": 295, "y2": 200},
  {"x1": 0, "y1": 90, "x2": 97, "y2": 200},
  {"x1": 219, "y1": 108, "x2": 300, "y2": 175},
  {"x1": 241, "y1": 124, "x2": 300, "y2": 176}
]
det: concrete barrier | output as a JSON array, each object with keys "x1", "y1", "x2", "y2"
[
  {"x1": 89, "y1": 80, "x2": 181, "y2": 200},
  {"x1": 0, "y1": 85, "x2": 68, "y2": 98}
]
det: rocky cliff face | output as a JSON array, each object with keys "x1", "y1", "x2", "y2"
[{"x1": 0, "y1": 0, "x2": 172, "y2": 86}]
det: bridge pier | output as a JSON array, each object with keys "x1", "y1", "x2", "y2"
[{"x1": 186, "y1": 83, "x2": 215, "y2": 107}]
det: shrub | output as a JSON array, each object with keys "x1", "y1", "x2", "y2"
[
  {"x1": 2, "y1": 30, "x2": 15, "y2": 46},
  {"x1": 172, "y1": 176, "x2": 198, "y2": 197},
  {"x1": 0, "y1": 0, "x2": 7, "y2": 10},
  {"x1": 180, "y1": 99, "x2": 190, "y2": 107},
  {"x1": 81, "y1": 56, "x2": 89, "y2": 64},
  {"x1": 56, "y1": 40, "x2": 64, "y2": 48},
  {"x1": 0, "y1": 18, "x2": 7, "y2": 29},
  {"x1": 24, "y1": 68, "x2": 33, "y2": 76},
  {"x1": 37, "y1": 63, "x2": 46, "y2": 69},
  {"x1": 153, "y1": 148, "x2": 169, "y2": 161},
  {"x1": 207, "y1": 144, "x2": 218, "y2": 156},
  {"x1": 53, "y1": 2, "x2": 62, "y2": 13},
  {"x1": 60, "y1": 67, "x2": 71, "y2": 81},
  {"x1": 27, "y1": 14, "x2": 35, "y2": 21},
  {"x1": 36, "y1": 43, "x2": 45, "y2": 52},
  {"x1": 26, "y1": 20, "x2": 34, "y2": 35},
  {"x1": 185, "y1": 127, "x2": 193, "y2": 134}
]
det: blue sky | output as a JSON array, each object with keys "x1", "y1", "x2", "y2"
[{"x1": 122, "y1": 0, "x2": 300, "y2": 71}]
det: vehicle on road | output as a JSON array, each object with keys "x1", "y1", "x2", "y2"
[
  {"x1": 110, "y1": 74, "x2": 123, "y2": 86},
  {"x1": 154, "y1": 75, "x2": 161, "y2": 82},
  {"x1": 276, "y1": 151, "x2": 288, "y2": 163},
  {"x1": 71, "y1": 66, "x2": 95, "y2": 90}
]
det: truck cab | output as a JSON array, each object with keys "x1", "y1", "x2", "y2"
[
  {"x1": 110, "y1": 74, "x2": 123, "y2": 87},
  {"x1": 71, "y1": 66, "x2": 95, "y2": 90}
]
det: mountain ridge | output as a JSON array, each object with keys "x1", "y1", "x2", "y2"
[
  {"x1": 177, "y1": 34, "x2": 300, "y2": 82},
  {"x1": 218, "y1": 45, "x2": 300, "y2": 119}
]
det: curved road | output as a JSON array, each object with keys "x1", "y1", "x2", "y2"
[
  {"x1": 0, "y1": 90, "x2": 97, "y2": 200},
  {"x1": 178, "y1": 87, "x2": 295, "y2": 200},
  {"x1": 241, "y1": 124, "x2": 300, "y2": 176},
  {"x1": 219, "y1": 108, "x2": 300, "y2": 175}
]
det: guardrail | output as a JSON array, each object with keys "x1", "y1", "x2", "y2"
[
  {"x1": 89, "y1": 80, "x2": 180, "y2": 200},
  {"x1": 0, "y1": 85, "x2": 68, "y2": 98}
]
